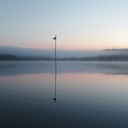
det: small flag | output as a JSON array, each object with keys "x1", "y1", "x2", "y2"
[{"x1": 53, "y1": 36, "x2": 56, "y2": 40}]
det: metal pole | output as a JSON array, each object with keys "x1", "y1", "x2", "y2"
[
  {"x1": 55, "y1": 35, "x2": 57, "y2": 101},
  {"x1": 53, "y1": 35, "x2": 57, "y2": 102}
]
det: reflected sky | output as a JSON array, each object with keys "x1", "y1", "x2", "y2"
[
  {"x1": 1, "y1": 61, "x2": 128, "y2": 128},
  {"x1": 1, "y1": 61, "x2": 128, "y2": 76}
]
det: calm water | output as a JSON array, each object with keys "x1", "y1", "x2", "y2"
[{"x1": 1, "y1": 61, "x2": 128, "y2": 128}]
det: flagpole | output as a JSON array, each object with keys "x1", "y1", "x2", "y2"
[
  {"x1": 53, "y1": 35, "x2": 57, "y2": 102},
  {"x1": 55, "y1": 35, "x2": 57, "y2": 102}
]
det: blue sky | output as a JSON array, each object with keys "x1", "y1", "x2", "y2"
[{"x1": 0, "y1": 0, "x2": 128, "y2": 50}]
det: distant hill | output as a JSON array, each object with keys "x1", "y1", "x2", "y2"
[
  {"x1": 0, "y1": 46, "x2": 119, "y2": 58},
  {"x1": 0, "y1": 46, "x2": 54, "y2": 58},
  {"x1": 103, "y1": 48, "x2": 128, "y2": 56},
  {"x1": 103, "y1": 48, "x2": 128, "y2": 51},
  {"x1": 0, "y1": 46, "x2": 128, "y2": 61}
]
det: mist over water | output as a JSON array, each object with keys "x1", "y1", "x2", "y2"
[
  {"x1": 0, "y1": 61, "x2": 128, "y2": 75},
  {"x1": 0, "y1": 46, "x2": 121, "y2": 58},
  {"x1": 1, "y1": 61, "x2": 128, "y2": 128}
]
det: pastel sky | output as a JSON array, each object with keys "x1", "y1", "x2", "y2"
[{"x1": 0, "y1": 0, "x2": 128, "y2": 50}]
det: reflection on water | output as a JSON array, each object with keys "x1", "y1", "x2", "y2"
[
  {"x1": 1, "y1": 61, "x2": 128, "y2": 128},
  {"x1": 1, "y1": 61, "x2": 128, "y2": 76}
]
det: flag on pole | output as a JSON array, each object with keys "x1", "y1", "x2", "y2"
[{"x1": 53, "y1": 36, "x2": 56, "y2": 40}]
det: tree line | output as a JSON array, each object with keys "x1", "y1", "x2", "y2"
[{"x1": 1, "y1": 54, "x2": 128, "y2": 61}]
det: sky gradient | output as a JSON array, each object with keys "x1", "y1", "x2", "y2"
[{"x1": 0, "y1": 0, "x2": 128, "y2": 50}]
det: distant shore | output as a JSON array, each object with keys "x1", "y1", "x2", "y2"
[{"x1": 1, "y1": 54, "x2": 128, "y2": 61}]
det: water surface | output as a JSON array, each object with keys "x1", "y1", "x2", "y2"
[{"x1": 1, "y1": 61, "x2": 128, "y2": 128}]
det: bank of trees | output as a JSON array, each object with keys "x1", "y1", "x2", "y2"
[
  {"x1": 1, "y1": 54, "x2": 128, "y2": 61},
  {"x1": 0, "y1": 54, "x2": 18, "y2": 60}
]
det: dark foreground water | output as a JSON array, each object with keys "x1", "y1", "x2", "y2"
[{"x1": 1, "y1": 61, "x2": 128, "y2": 128}]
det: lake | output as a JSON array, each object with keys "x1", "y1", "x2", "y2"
[{"x1": 1, "y1": 61, "x2": 128, "y2": 128}]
